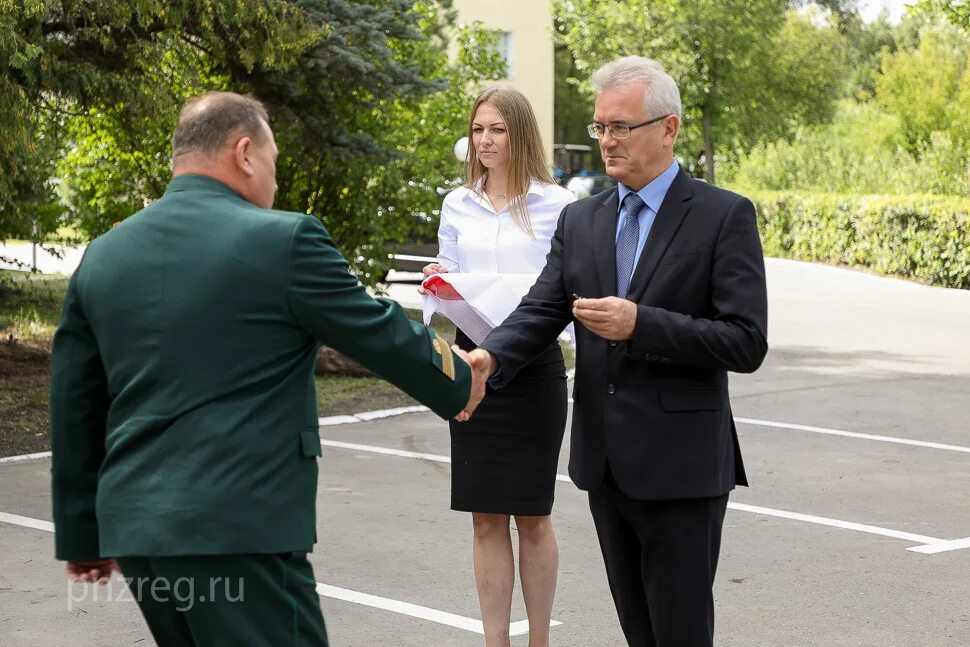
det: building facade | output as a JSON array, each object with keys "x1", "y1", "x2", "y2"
[{"x1": 452, "y1": 0, "x2": 556, "y2": 163}]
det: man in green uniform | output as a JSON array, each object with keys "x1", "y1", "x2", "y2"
[{"x1": 50, "y1": 92, "x2": 485, "y2": 646}]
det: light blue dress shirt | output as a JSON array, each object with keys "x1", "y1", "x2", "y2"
[{"x1": 615, "y1": 161, "x2": 680, "y2": 284}]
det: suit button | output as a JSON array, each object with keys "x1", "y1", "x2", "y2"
[
  {"x1": 609, "y1": 341, "x2": 618, "y2": 348},
  {"x1": 607, "y1": 384, "x2": 616, "y2": 395}
]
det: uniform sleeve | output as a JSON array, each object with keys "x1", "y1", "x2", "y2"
[
  {"x1": 50, "y1": 270, "x2": 109, "y2": 561},
  {"x1": 286, "y1": 216, "x2": 471, "y2": 418}
]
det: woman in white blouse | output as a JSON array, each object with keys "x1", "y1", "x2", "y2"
[{"x1": 422, "y1": 86, "x2": 575, "y2": 647}]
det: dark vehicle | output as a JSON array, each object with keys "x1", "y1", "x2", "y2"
[{"x1": 553, "y1": 144, "x2": 615, "y2": 199}]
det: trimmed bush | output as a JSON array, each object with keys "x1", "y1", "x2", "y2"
[{"x1": 744, "y1": 191, "x2": 970, "y2": 289}]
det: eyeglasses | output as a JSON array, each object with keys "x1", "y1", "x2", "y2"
[{"x1": 587, "y1": 114, "x2": 671, "y2": 140}]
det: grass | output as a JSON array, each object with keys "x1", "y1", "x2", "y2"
[
  {"x1": 3, "y1": 224, "x2": 85, "y2": 246},
  {"x1": 0, "y1": 272, "x2": 69, "y2": 336},
  {"x1": 0, "y1": 271, "x2": 68, "y2": 456}
]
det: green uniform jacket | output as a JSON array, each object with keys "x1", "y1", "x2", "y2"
[{"x1": 51, "y1": 175, "x2": 470, "y2": 561}]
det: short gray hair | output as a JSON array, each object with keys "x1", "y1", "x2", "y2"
[
  {"x1": 172, "y1": 92, "x2": 270, "y2": 158},
  {"x1": 590, "y1": 56, "x2": 682, "y2": 119}
]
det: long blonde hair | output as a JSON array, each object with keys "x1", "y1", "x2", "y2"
[{"x1": 464, "y1": 86, "x2": 555, "y2": 236}]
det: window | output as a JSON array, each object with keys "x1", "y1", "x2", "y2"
[{"x1": 496, "y1": 31, "x2": 514, "y2": 79}]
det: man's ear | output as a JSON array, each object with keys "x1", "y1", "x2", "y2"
[
  {"x1": 234, "y1": 137, "x2": 255, "y2": 177},
  {"x1": 664, "y1": 116, "x2": 681, "y2": 146}
]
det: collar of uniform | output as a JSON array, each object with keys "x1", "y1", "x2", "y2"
[
  {"x1": 165, "y1": 174, "x2": 244, "y2": 200},
  {"x1": 461, "y1": 178, "x2": 546, "y2": 205}
]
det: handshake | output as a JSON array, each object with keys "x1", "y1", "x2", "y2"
[{"x1": 450, "y1": 347, "x2": 496, "y2": 422}]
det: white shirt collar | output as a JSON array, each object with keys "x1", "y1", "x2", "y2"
[{"x1": 461, "y1": 179, "x2": 547, "y2": 204}]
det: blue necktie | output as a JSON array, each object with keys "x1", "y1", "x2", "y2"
[{"x1": 616, "y1": 192, "x2": 644, "y2": 297}]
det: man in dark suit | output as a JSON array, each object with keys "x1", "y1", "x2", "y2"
[
  {"x1": 469, "y1": 57, "x2": 768, "y2": 646},
  {"x1": 51, "y1": 91, "x2": 485, "y2": 646}
]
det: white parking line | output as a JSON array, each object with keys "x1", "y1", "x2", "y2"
[
  {"x1": 4, "y1": 435, "x2": 965, "y2": 553},
  {"x1": 726, "y1": 503, "x2": 940, "y2": 545},
  {"x1": 317, "y1": 583, "x2": 559, "y2": 636},
  {"x1": 0, "y1": 511, "x2": 54, "y2": 532},
  {"x1": 3, "y1": 407, "x2": 967, "y2": 467},
  {"x1": 323, "y1": 439, "x2": 449, "y2": 463},
  {"x1": 736, "y1": 417, "x2": 970, "y2": 454},
  {"x1": 321, "y1": 438, "x2": 967, "y2": 553},
  {"x1": 906, "y1": 537, "x2": 970, "y2": 555},
  {"x1": 318, "y1": 406, "x2": 970, "y2": 456},
  {"x1": 319, "y1": 406, "x2": 429, "y2": 427},
  {"x1": 0, "y1": 451, "x2": 52, "y2": 464},
  {"x1": 0, "y1": 511, "x2": 557, "y2": 636}
]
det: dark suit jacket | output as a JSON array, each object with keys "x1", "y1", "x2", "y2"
[
  {"x1": 50, "y1": 174, "x2": 471, "y2": 561},
  {"x1": 480, "y1": 168, "x2": 767, "y2": 500}
]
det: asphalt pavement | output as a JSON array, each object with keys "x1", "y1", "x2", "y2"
[{"x1": 1, "y1": 258, "x2": 968, "y2": 646}]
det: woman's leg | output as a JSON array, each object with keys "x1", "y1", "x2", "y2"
[
  {"x1": 473, "y1": 512, "x2": 515, "y2": 647},
  {"x1": 514, "y1": 515, "x2": 559, "y2": 647}
]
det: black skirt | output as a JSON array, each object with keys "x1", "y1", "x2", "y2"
[{"x1": 449, "y1": 329, "x2": 568, "y2": 516}]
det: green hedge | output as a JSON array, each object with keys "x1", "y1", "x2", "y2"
[{"x1": 743, "y1": 190, "x2": 970, "y2": 290}]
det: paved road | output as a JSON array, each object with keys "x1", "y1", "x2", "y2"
[{"x1": 1, "y1": 258, "x2": 968, "y2": 646}]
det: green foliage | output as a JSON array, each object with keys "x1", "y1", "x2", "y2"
[
  {"x1": 727, "y1": 20, "x2": 970, "y2": 198},
  {"x1": 57, "y1": 42, "x2": 226, "y2": 237},
  {"x1": 0, "y1": 93, "x2": 65, "y2": 242},
  {"x1": 268, "y1": 4, "x2": 506, "y2": 286},
  {"x1": 0, "y1": 270, "x2": 69, "y2": 333},
  {"x1": 553, "y1": 41, "x2": 595, "y2": 148},
  {"x1": 554, "y1": 1, "x2": 849, "y2": 182},
  {"x1": 874, "y1": 21, "x2": 970, "y2": 152},
  {"x1": 837, "y1": 13, "x2": 901, "y2": 98},
  {"x1": 1, "y1": 0, "x2": 322, "y2": 242},
  {"x1": 920, "y1": 0, "x2": 970, "y2": 30},
  {"x1": 751, "y1": 190, "x2": 970, "y2": 288},
  {"x1": 726, "y1": 100, "x2": 969, "y2": 196},
  {"x1": 3, "y1": 0, "x2": 504, "y2": 288}
]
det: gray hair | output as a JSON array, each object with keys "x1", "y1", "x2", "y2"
[
  {"x1": 590, "y1": 56, "x2": 682, "y2": 119},
  {"x1": 172, "y1": 92, "x2": 270, "y2": 159}
]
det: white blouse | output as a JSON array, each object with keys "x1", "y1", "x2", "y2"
[{"x1": 437, "y1": 180, "x2": 576, "y2": 274}]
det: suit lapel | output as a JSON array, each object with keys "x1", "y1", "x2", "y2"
[
  {"x1": 626, "y1": 168, "x2": 693, "y2": 302},
  {"x1": 592, "y1": 189, "x2": 619, "y2": 297}
]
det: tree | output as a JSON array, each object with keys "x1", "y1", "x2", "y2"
[
  {"x1": 554, "y1": 40, "x2": 596, "y2": 149},
  {"x1": 874, "y1": 21, "x2": 970, "y2": 152},
  {"x1": 246, "y1": 0, "x2": 506, "y2": 285},
  {"x1": 554, "y1": 0, "x2": 848, "y2": 183},
  {"x1": 921, "y1": 0, "x2": 970, "y2": 31},
  {"x1": 3, "y1": 0, "x2": 504, "y2": 287},
  {"x1": 789, "y1": 0, "x2": 861, "y2": 23},
  {"x1": 727, "y1": 19, "x2": 970, "y2": 197},
  {"x1": 1, "y1": 0, "x2": 320, "y2": 245}
]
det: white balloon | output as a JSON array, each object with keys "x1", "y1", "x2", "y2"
[{"x1": 453, "y1": 136, "x2": 469, "y2": 162}]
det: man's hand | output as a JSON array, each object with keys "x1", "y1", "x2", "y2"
[
  {"x1": 418, "y1": 263, "x2": 448, "y2": 295},
  {"x1": 67, "y1": 559, "x2": 119, "y2": 584},
  {"x1": 573, "y1": 297, "x2": 637, "y2": 340},
  {"x1": 451, "y1": 347, "x2": 494, "y2": 422}
]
